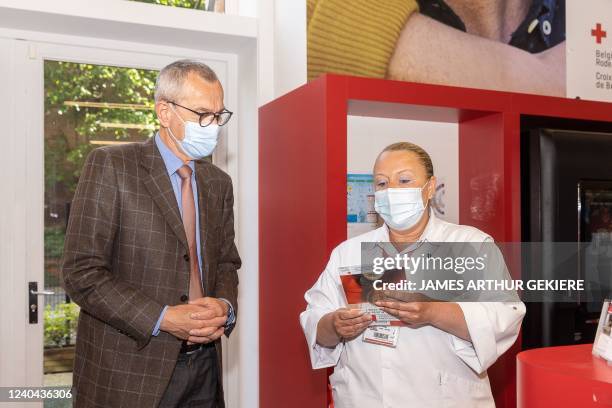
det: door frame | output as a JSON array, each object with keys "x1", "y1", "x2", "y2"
[{"x1": 0, "y1": 32, "x2": 242, "y2": 406}]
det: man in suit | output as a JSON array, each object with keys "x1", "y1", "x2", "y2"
[{"x1": 61, "y1": 59, "x2": 241, "y2": 407}]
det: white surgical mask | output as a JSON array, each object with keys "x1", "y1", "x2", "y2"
[
  {"x1": 374, "y1": 180, "x2": 430, "y2": 231},
  {"x1": 167, "y1": 104, "x2": 220, "y2": 160}
]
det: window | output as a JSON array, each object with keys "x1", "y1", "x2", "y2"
[
  {"x1": 43, "y1": 61, "x2": 158, "y2": 395},
  {"x1": 126, "y1": 0, "x2": 225, "y2": 12}
]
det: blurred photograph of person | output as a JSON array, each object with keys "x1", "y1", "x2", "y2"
[{"x1": 307, "y1": 0, "x2": 566, "y2": 96}]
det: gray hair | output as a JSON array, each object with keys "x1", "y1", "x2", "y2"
[{"x1": 154, "y1": 59, "x2": 219, "y2": 103}]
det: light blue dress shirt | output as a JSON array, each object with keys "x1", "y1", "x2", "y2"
[{"x1": 152, "y1": 133, "x2": 235, "y2": 336}]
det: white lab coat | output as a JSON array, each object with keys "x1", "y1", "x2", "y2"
[{"x1": 300, "y1": 212, "x2": 525, "y2": 408}]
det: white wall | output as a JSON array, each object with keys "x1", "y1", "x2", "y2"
[
  {"x1": 347, "y1": 116, "x2": 460, "y2": 224},
  {"x1": 255, "y1": 0, "x2": 307, "y2": 104},
  {"x1": 235, "y1": 43, "x2": 259, "y2": 408},
  {"x1": 272, "y1": 0, "x2": 307, "y2": 98}
]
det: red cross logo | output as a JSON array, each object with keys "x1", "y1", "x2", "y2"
[{"x1": 592, "y1": 23, "x2": 607, "y2": 44}]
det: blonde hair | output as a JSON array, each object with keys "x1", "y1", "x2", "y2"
[{"x1": 377, "y1": 142, "x2": 434, "y2": 178}]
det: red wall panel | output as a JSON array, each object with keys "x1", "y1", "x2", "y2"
[
  {"x1": 459, "y1": 112, "x2": 522, "y2": 408},
  {"x1": 259, "y1": 79, "x2": 330, "y2": 408}
]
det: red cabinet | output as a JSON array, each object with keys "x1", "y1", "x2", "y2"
[
  {"x1": 517, "y1": 344, "x2": 612, "y2": 407},
  {"x1": 259, "y1": 74, "x2": 612, "y2": 408}
]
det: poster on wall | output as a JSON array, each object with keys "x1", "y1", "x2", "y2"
[
  {"x1": 566, "y1": 0, "x2": 612, "y2": 102},
  {"x1": 432, "y1": 177, "x2": 447, "y2": 219},
  {"x1": 307, "y1": 0, "x2": 566, "y2": 97},
  {"x1": 347, "y1": 174, "x2": 377, "y2": 238},
  {"x1": 347, "y1": 174, "x2": 376, "y2": 224}
]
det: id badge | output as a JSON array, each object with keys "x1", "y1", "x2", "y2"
[{"x1": 362, "y1": 326, "x2": 399, "y2": 348}]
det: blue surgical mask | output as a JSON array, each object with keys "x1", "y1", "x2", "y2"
[
  {"x1": 374, "y1": 180, "x2": 430, "y2": 231},
  {"x1": 167, "y1": 105, "x2": 220, "y2": 159}
]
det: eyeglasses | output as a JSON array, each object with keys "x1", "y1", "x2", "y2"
[{"x1": 169, "y1": 101, "x2": 233, "y2": 127}]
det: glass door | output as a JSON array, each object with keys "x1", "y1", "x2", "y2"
[
  {"x1": 42, "y1": 61, "x2": 160, "y2": 404},
  {"x1": 10, "y1": 39, "x2": 229, "y2": 407}
]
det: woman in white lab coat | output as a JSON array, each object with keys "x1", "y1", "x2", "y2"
[{"x1": 300, "y1": 142, "x2": 525, "y2": 408}]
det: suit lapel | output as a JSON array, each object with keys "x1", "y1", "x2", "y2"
[{"x1": 139, "y1": 137, "x2": 189, "y2": 252}]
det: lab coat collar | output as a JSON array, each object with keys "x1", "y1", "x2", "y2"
[
  {"x1": 376, "y1": 208, "x2": 442, "y2": 243},
  {"x1": 374, "y1": 208, "x2": 443, "y2": 255}
]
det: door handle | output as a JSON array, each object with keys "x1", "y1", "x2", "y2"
[
  {"x1": 28, "y1": 282, "x2": 55, "y2": 324},
  {"x1": 30, "y1": 289, "x2": 55, "y2": 295}
]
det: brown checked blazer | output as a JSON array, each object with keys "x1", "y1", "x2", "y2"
[{"x1": 60, "y1": 136, "x2": 241, "y2": 407}]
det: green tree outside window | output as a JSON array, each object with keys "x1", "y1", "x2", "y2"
[
  {"x1": 44, "y1": 61, "x2": 158, "y2": 286},
  {"x1": 127, "y1": 0, "x2": 207, "y2": 10}
]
